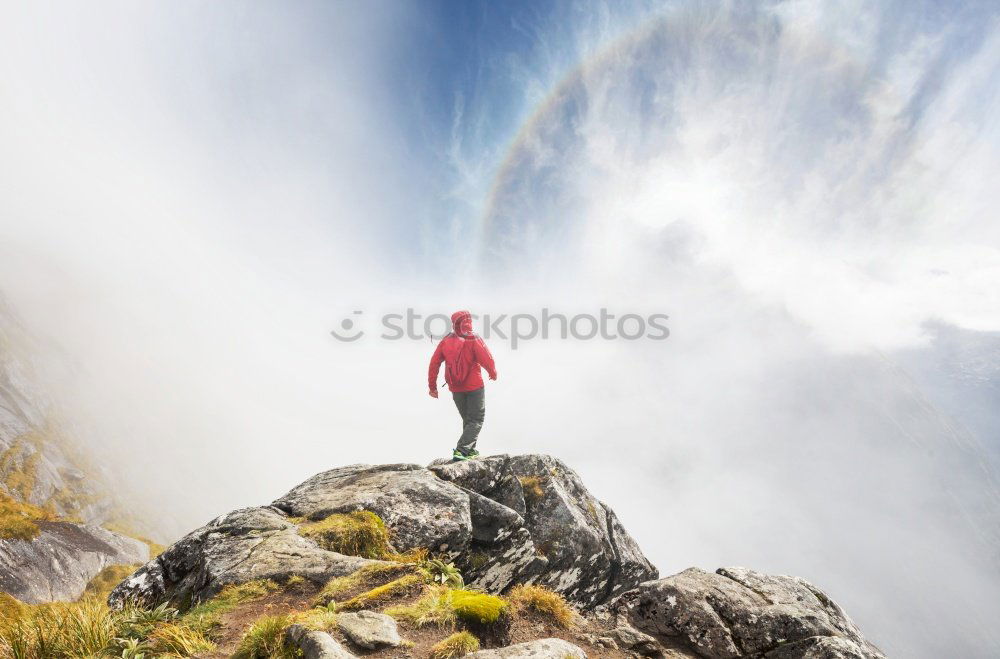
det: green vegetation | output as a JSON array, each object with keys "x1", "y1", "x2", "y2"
[
  {"x1": 288, "y1": 607, "x2": 338, "y2": 632},
  {"x1": 179, "y1": 579, "x2": 280, "y2": 637},
  {"x1": 83, "y1": 563, "x2": 142, "y2": 600},
  {"x1": 429, "y1": 630, "x2": 480, "y2": 658},
  {"x1": 297, "y1": 510, "x2": 390, "y2": 558},
  {"x1": 233, "y1": 614, "x2": 295, "y2": 659},
  {"x1": 0, "y1": 579, "x2": 290, "y2": 657},
  {"x1": 385, "y1": 585, "x2": 458, "y2": 628},
  {"x1": 518, "y1": 476, "x2": 546, "y2": 505},
  {"x1": 0, "y1": 492, "x2": 52, "y2": 540},
  {"x1": 383, "y1": 546, "x2": 429, "y2": 563},
  {"x1": 335, "y1": 573, "x2": 426, "y2": 610},
  {"x1": 0, "y1": 596, "x2": 214, "y2": 659},
  {"x1": 450, "y1": 590, "x2": 507, "y2": 625},
  {"x1": 507, "y1": 584, "x2": 576, "y2": 628},
  {"x1": 147, "y1": 622, "x2": 216, "y2": 656},
  {"x1": 0, "y1": 593, "x2": 25, "y2": 621},
  {"x1": 314, "y1": 562, "x2": 420, "y2": 606},
  {"x1": 424, "y1": 558, "x2": 465, "y2": 588},
  {"x1": 467, "y1": 552, "x2": 489, "y2": 570},
  {"x1": 0, "y1": 437, "x2": 41, "y2": 502},
  {"x1": 386, "y1": 586, "x2": 508, "y2": 628}
]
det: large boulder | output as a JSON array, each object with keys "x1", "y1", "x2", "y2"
[
  {"x1": 0, "y1": 521, "x2": 148, "y2": 603},
  {"x1": 108, "y1": 506, "x2": 375, "y2": 608},
  {"x1": 615, "y1": 567, "x2": 885, "y2": 659},
  {"x1": 272, "y1": 463, "x2": 471, "y2": 554},
  {"x1": 111, "y1": 455, "x2": 657, "y2": 610},
  {"x1": 431, "y1": 454, "x2": 658, "y2": 605}
]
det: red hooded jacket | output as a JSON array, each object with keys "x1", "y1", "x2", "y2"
[{"x1": 428, "y1": 310, "x2": 497, "y2": 393}]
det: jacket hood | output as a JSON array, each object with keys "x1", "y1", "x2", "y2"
[{"x1": 451, "y1": 310, "x2": 473, "y2": 337}]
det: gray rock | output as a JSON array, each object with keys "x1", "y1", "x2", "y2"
[
  {"x1": 608, "y1": 625, "x2": 664, "y2": 656},
  {"x1": 108, "y1": 506, "x2": 376, "y2": 609},
  {"x1": 617, "y1": 567, "x2": 885, "y2": 659},
  {"x1": 435, "y1": 454, "x2": 658, "y2": 606},
  {"x1": 0, "y1": 521, "x2": 148, "y2": 603},
  {"x1": 111, "y1": 455, "x2": 656, "y2": 610},
  {"x1": 336, "y1": 610, "x2": 402, "y2": 649},
  {"x1": 765, "y1": 635, "x2": 873, "y2": 659},
  {"x1": 286, "y1": 624, "x2": 358, "y2": 658},
  {"x1": 273, "y1": 463, "x2": 471, "y2": 554},
  {"x1": 465, "y1": 638, "x2": 587, "y2": 658}
]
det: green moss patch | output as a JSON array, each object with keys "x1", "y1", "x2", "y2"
[
  {"x1": 387, "y1": 587, "x2": 508, "y2": 627},
  {"x1": 450, "y1": 590, "x2": 507, "y2": 625},
  {"x1": 297, "y1": 510, "x2": 390, "y2": 558}
]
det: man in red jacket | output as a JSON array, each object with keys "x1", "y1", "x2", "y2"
[{"x1": 428, "y1": 310, "x2": 497, "y2": 461}]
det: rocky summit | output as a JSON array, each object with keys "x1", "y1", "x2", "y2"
[
  {"x1": 109, "y1": 454, "x2": 657, "y2": 610},
  {"x1": 107, "y1": 454, "x2": 885, "y2": 658}
]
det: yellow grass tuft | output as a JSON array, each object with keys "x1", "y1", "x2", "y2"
[
  {"x1": 147, "y1": 622, "x2": 216, "y2": 655},
  {"x1": 507, "y1": 584, "x2": 576, "y2": 628},
  {"x1": 518, "y1": 476, "x2": 546, "y2": 505},
  {"x1": 385, "y1": 585, "x2": 458, "y2": 628},
  {"x1": 335, "y1": 573, "x2": 426, "y2": 611},
  {"x1": 233, "y1": 613, "x2": 295, "y2": 659},
  {"x1": 297, "y1": 510, "x2": 390, "y2": 558},
  {"x1": 314, "y1": 562, "x2": 421, "y2": 606},
  {"x1": 429, "y1": 630, "x2": 480, "y2": 658},
  {"x1": 0, "y1": 492, "x2": 52, "y2": 541}
]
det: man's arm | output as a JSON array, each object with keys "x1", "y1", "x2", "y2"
[
  {"x1": 428, "y1": 341, "x2": 445, "y2": 397},
  {"x1": 473, "y1": 336, "x2": 497, "y2": 380}
]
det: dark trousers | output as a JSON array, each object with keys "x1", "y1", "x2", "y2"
[{"x1": 452, "y1": 387, "x2": 485, "y2": 454}]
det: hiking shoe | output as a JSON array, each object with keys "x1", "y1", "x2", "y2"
[
  {"x1": 467, "y1": 450, "x2": 480, "y2": 459},
  {"x1": 452, "y1": 449, "x2": 468, "y2": 461}
]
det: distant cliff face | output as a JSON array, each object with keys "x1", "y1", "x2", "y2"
[
  {"x1": 0, "y1": 300, "x2": 113, "y2": 524},
  {"x1": 0, "y1": 299, "x2": 153, "y2": 606}
]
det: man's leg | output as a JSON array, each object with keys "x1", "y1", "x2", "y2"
[
  {"x1": 456, "y1": 387, "x2": 485, "y2": 455},
  {"x1": 452, "y1": 391, "x2": 469, "y2": 455}
]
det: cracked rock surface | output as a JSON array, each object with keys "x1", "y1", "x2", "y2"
[
  {"x1": 110, "y1": 454, "x2": 656, "y2": 610},
  {"x1": 431, "y1": 454, "x2": 658, "y2": 606},
  {"x1": 615, "y1": 566, "x2": 886, "y2": 659},
  {"x1": 108, "y1": 506, "x2": 374, "y2": 608}
]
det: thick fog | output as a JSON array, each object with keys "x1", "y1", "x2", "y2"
[{"x1": 1, "y1": 2, "x2": 999, "y2": 657}]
